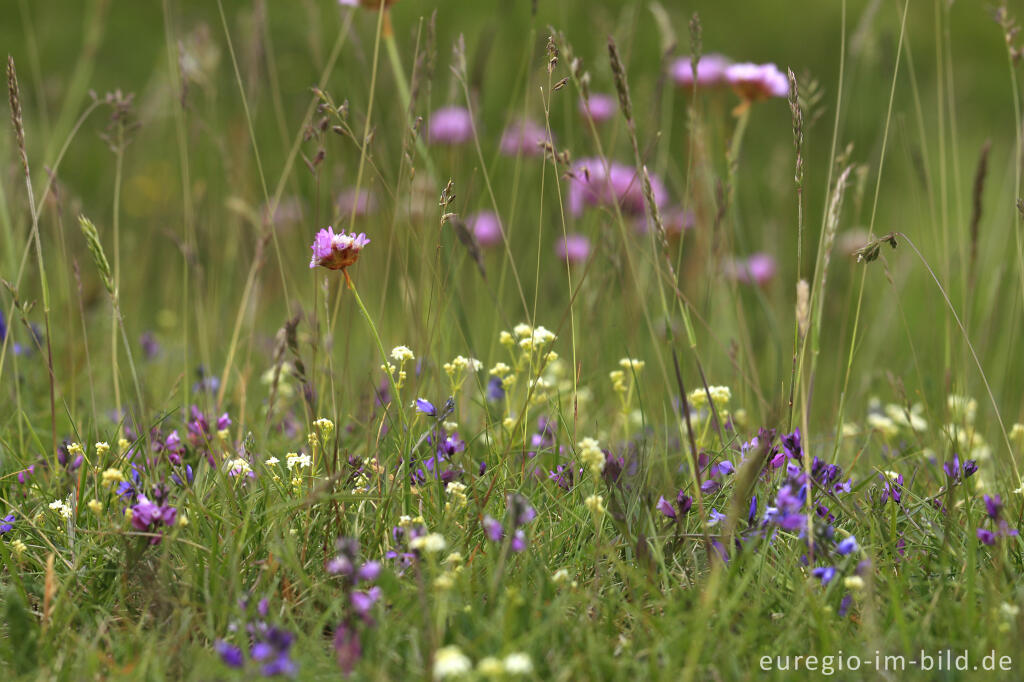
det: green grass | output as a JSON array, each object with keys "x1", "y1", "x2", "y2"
[{"x1": 2, "y1": 0, "x2": 1024, "y2": 679}]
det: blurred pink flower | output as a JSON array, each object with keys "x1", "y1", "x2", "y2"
[
  {"x1": 336, "y1": 188, "x2": 377, "y2": 217},
  {"x1": 499, "y1": 119, "x2": 549, "y2": 157},
  {"x1": 567, "y1": 158, "x2": 668, "y2": 218},
  {"x1": 467, "y1": 211, "x2": 502, "y2": 247},
  {"x1": 555, "y1": 234, "x2": 591, "y2": 264},
  {"x1": 725, "y1": 252, "x2": 777, "y2": 285},
  {"x1": 725, "y1": 63, "x2": 789, "y2": 100},
  {"x1": 428, "y1": 106, "x2": 473, "y2": 144},
  {"x1": 670, "y1": 54, "x2": 732, "y2": 89},
  {"x1": 578, "y1": 94, "x2": 617, "y2": 123}
]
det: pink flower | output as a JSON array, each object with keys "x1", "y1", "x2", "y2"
[
  {"x1": 467, "y1": 211, "x2": 502, "y2": 247},
  {"x1": 499, "y1": 119, "x2": 549, "y2": 157},
  {"x1": 309, "y1": 226, "x2": 370, "y2": 270},
  {"x1": 555, "y1": 234, "x2": 591, "y2": 264},
  {"x1": 567, "y1": 158, "x2": 668, "y2": 218},
  {"x1": 578, "y1": 94, "x2": 617, "y2": 123},
  {"x1": 724, "y1": 63, "x2": 789, "y2": 100},
  {"x1": 428, "y1": 106, "x2": 473, "y2": 145},
  {"x1": 725, "y1": 252, "x2": 777, "y2": 285},
  {"x1": 670, "y1": 54, "x2": 732, "y2": 89}
]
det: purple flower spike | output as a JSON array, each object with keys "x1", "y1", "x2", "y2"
[
  {"x1": 483, "y1": 515, "x2": 503, "y2": 542},
  {"x1": 0, "y1": 513, "x2": 15, "y2": 534},
  {"x1": 578, "y1": 93, "x2": 617, "y2": 122},
  {"x1": 725, "y1": 62, "x2": 789, "y2": 100},
  {"x1": 427, "y1": 106, "x2": 473, "y2": 145},
  {"x1": 356, "y1": 561, "x2": 381, "y2": 582},
  {"x1": 334, "y1": 623, "x2": 362, "y2": 675},
  {"x1": 351, "y1": 587, "x2": 381, "y2": 616},
  {"x1": 677, "y1": 492, "x2": 693, "y2": 515},
  {"x1": 670, "y1": 54, "x2": 732, "y2": 89},
  {"x1": 984, "y1": 494, "x2": 1002, "y2": 521},
  {"x1": 510, "y1": 528, "x2": 527, "y2": 553},
  {"x1": 555, "y1": 234, "x2": 591, "y2": 264}
]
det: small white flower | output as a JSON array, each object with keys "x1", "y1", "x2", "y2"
[
  {"x1": 433, "y1": 645, "x2": 472, "y2": 678},
  {"x1": 410, "y1": 532, "x2": 447, "y2": 554},
  {"x1": 503, "y1": 652, "x2": 533, "y2": 675},
  {"x1": 265, "y1": 456, "x2": 280, "y2": 466},
  {"x1": 391, "y1": 346, "x2": 415, "y2": 362},
  {"x1": 48, "y1": 500, "x2": 72, "y2": 519},
  {"x1": 285, "y1": 452, "x2": 311, "y2": 470}
]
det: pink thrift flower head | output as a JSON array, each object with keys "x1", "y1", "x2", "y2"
[
  {"x1": 670, "y1": 54, "x2": 732, "y2": 89},
  {"x1": 725, "y1": 63, "x2": 789, "y2": 101},
  {"x1": 336, "y1": 188, "x2": 377, "y2": 217},
  {"x1": 428, "y1": 106, "x2": 473, "y2": 145},
  {"x1": 467, "y1": 211, "x2": 502, "y2": 247},
  {"x1": 567, "y1": 158, "x2": 668, "y2": 218},
  {"x1": 727, "y1": 252, "x2": 777, "y2": 285},
  {"x1": 339, "y1": 0, "x2": 400, "y2": 8},
  {"x1": 499, "y1": 118, "x2": 549, "y2": 157},
  {"x1": 663, "y1": 207, "x2": 696, "y2": 236},
  {"x1": 555, "y1": 234, "x2": 591, "y2": 264},
  {"x1": 578, "y1": 93, "x2": 617, "y2": 123},
  {"x1": 309, "y1": 226, "x2": 370, "y2": 271}
]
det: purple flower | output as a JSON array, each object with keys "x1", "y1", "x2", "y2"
[
  {"x1": 140, "y1": 331, "x2": 160, "y2": 359},
  {"x1": 725, "y1": 252, "x2": 777, "y2": 286},
  {"x1": 309, "y1": 226, "x2": 370, "y2": 271},
  {"x1": 836, "y1": 536, "x2": 858, "y2": 555},
  {"x1": 351, "y1": 586, "x2": 381, "y2": 616},
  {"x1": 0, "y1": 513, "x2": 14, "y2": 534},
  {"x1": 700, "y1": 479, "x2": 721, "y2": 494},
  {"x1": 879, "y1": 473, "x2": 903, "y2": 505},
  {"x1": 707, "y1": 508, "x2": 726, "y2": 526},
  {"x1": 415, "y1": 398, "x2": 437, "y2": 417},
  {"x1": 838, "y1": 593, "x2": 853, "y2": 617},
  {"x1": 677, "y1": 491, "x2": 694, "y2": 515},
  {"x1": 507, "y1": 493, "x2": 537, "y2": 527},
  {"x1": 662, "y1": 207, "x2": 695, "y2": 236},
  {"x1": 217, "y1": 413, "x2": 232, "y2": 431},
  {"x1": 467, "y1": 211, "x2": 503, "y2": 248},
  {"x1": 811, "y1": 566, "x2": 836, "y2": 585},
  {"x1": 578, "y1": 93, "x2": 617, "y2": 122},
  {"x1": 483, "y1": 516, "x2": 503, "y2": 542},
  {"x1": 984, "y1": 494, "x2": 1002, "y2": 521},
  {"x1": 977, "y1": 528, "x2": 997, "y2": 546},
  {"x1": 356, "y1": 561, "x2": 381, "y2": 582},
  {"x1": 510, "y1": 529, "x2": 527, "y2": 553},
  {"x1": 567, "y1": 158, "x2": 667, "y2": 218},
  {"x1": 216, "y1": 641, "x2": 244, "y2": 668},
  {"x1": 656, "y1": 496, "x2": 676, "y2": 519},
  {"x1": 764, "y1": 484, "x2": 806, "y2": 532},
  {"x1": 486, "y1": 376, "x2": 505, "y2": 403},
  {"x1": 428, "y1": 106, "x2": 473, "y2": 145},
  {"x1": 555, "y1": 234, "x2": 591, "y2": 264},
  {"x1": 716, "y1": 460, "x2": 735, "y2": 476},
  {"x1": 499, "y1": 118, "x2": 549, "y2": 157},
  {"x1": 725, "y1": 62, "x2": 789, "y2": 100},
  {"x1": 670, "y1": 54, "x2": 732, "y2": 89}
]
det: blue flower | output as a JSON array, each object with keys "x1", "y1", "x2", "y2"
[
  {"x1": 415, "y1": 398, "x2": 437, "y2": 417},
  {"x1": 836, "y1": 536, "x2": 858, "y2": 555},
  {"x1": 811, "y1": 566, "x2": 836, "y2": 585}
]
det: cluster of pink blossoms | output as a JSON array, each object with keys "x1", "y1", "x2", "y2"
[
  {"x1": 309, "y1": 226, "x2": 370, "y2": 271},
  {"x1": 670, "y1": 53, "x2": 789, "y2": 100}
]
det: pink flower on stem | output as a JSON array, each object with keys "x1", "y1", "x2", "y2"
[
  {"x1": 428, "y1": 106, "x2": 473, "y2": 145},
  {"x1": 555, "y1": 234, "x2": 591, "y2": 264},
  {"x1": 670, "y1": 54, "x2": 732, "y2": 89},
  {"x1": 467, "y1": 211, "x2": 503, "y2": 248},
  {"x1": 724, "y1": 63, "x2": 789, "y2": 101},
  {"x1": 309, "y1": 226, "x2": 370, "y2": 275},
  {"x1": 578, "y1": 93, "x2": 617, "y2": 123},
  {"x1": 567, "y1": 158, "x2": 668, "y2": 218},
  {"x1": 499, "y1": 119, "x2": 549, "y2": 157}
]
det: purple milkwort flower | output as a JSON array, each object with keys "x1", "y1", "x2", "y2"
[
  {"x1": 836, "y1": 536, "x2": 858, "y2": 556},
  {"x1": 217, "y1": 413, "x2": 232, "y2": 431},
  {"x1": 482, "y1": 515, "x2": 503, "y2": 542},
  {"x1": 415, "y1": 398, "x2": 437, "y2": 417},
  {"x1": 567, "y1": 158, "x2": 668, "y2": 218},
  {"x1": 578, "y1": 93, "x2": 617, "y2": 122},
  {"x1": 427, "y1": 106, "x2": 473, "y2": 145},
  {"x1": 943, "y1": 455, "x2": 978, "y2": 482},
  {"x1": 764, "y1": 483, "x2": 806, "y2": 532},
  {"x1": 140, "y1": 331, "x2": 160, "y2": 359},
  {"x1": 356, "y1": 561, "x2": 381, "y2": 582},
  {"x1": 555, "y1": 234, "x2": 591, "y2": 264},
  {"x1": 130, "y1": 494, "x2": 177, "y2": 543},
  {"x1": 878, "y1": 473, "x2": 903, "y2": 505},
  {"x1": 499, "y1": 118, "x2": 548, "y2": 157},
  {"x1": 725, "y1": 252, "x2": 777, "y2": 286},
  {"x1": 216, "y1": 641, "x2": 245, "y2": 668},
  {"x1": 547, "y1": 463, "x2": 579, "y2": 490},
  {"x1": 670, "y1": 54, "x2": 732, "y2": 89},
  {"x1": 467, "y1": 211, "x2": 502, "y2": 248},
  {"x1": 656, "y1": 495, "x2": 676, "y2": 519},
  {"x1": 977, "y1": 528, "x2": 997, "y2": 546},
  {"x1": 17, "y1": 465, "x2": 35, "y2": 485},
  {"x1": 0, "y1": 513, "x2": 14, "y2": 534},
  {"x1": 510, "y1": 529, "x2": 527, "y2": 552},
  {"x1": 309, "y1": 226, "x2": 370, "y2": 271},
  {"x1": 700, "y1": 479, "x2": 721, "y2": 494},
  {"x1": 715, "y1": 460, "x2": 735, "y2": 476},
  {"x1": 334, "y1": 623, "x2": 362, "y2": 674},
  {"x1": 602, "y1": 450, "x2": 626, "y2": 486},
  {"x1": 725, "y1": 62, "x2": 789, "y2": 100},
  {"x1": 983, "y1": 494, "x2": 1003, "y2": 521},
  {"x1": 253, "y1": 626, "x2": 297, "y2": 677},
  {"x1": 707, "y1": 508, "x2": 726, "y2": 526},
  {"x1": 838, "y1": 593, "x2": 853, "y2": 617},
  {"x1": 486, "y1": 376, "x2": 505, "y2": 403},
  {"x1": 350, "y1": 587, "x2": 381, "y2": 617},
  {"x1": 336, "y1": 188, "x2": 377, "y2": 217},
  {"x1": 507, "y1": 493, "x2": 537, "y2": 527},
  {"x1": 811, "y1": 566, "x2": 836, "y2": 585}
]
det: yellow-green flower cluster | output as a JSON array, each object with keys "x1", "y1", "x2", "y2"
[
  {"x1": 579, "y1": 437, "x2": 604, "y2": 476},
  {"x1": 383, "y1": 345, "x2": 415, "y2": 389},
  {"x1": 444, "y1": 355, "x2": 483, "y2": 394}
]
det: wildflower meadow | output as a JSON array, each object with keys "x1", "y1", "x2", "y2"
[{"x1": 4, "y1": 0, "x2": 1024, "y2": 679}]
